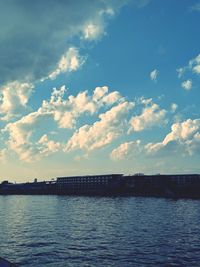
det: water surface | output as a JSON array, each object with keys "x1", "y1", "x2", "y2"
[{"x1": 0, "y1": 195, "x2": 200, "y2": 266}]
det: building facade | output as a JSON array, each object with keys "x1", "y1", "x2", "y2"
[{"x1": 56, "y1": 174, "x2": 124, "y2": 195}]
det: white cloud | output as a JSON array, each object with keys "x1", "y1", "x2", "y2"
[
  {"x1": 193, "y1": 65, "x2": 200, "y2": 74},
  {"x1": 145, "y1": 142, "x2": 164, "y2": 155},
  {"x1": 0, "y1": 1, "x2": 129, "y2": 130},
  {"x1": 112, "y1": 117, "x2": 200, "y2": 159},
  {"x1": 145, "y1": 119, "x2": 200, "y2": 156},
  {"x1": 83, "y1": 23, "x2": 104, "y2": 40},
  {"x1": 93, "y1": 86, "x2": 123, "y2": 104},
  {"x1": 163, "y1": 119, "x2": 200, "y2": 144},
  {"x1": 129, "y1": 102, "x2": 167, "y2": 132},
  {"x1": 38, "y1": 134, "x2": 61, "y2": 156},
  {"x1": 170, "y1": 103, "x2": 178, "y2": 113},
  {"x1": 3, "y1": 111, "x2": 55, "y2": 162},
  {"x1": 0, "y1": 81, "x2": 34, "y2": 120},
  {"x1": 2, "y1": 85, "x2": 125, "y2": 162},
  {"x1": 41, "y1": 86, "x2": 96, "y2": 129},
  {"x1": 110, "y1": 140, "x2": 141, "y2": 161},
  {"x1": 0, "y1": 1, "x2": 127, "y2": 85},
  {"x1": 82, "y1": 6, "x2": 117, "y2": 40},
  {"x1": 178, "y1": 54, "x2": 200, "y2": 79},
  {"x1": 65, "y1": 101, "x2": 134, "y2": 153},
  {"x1": 177, "y1": 67, "x2": 185, "y2": 78},
  {"x1": 140, "y1": 97, "x2": 153, "y2": 105},
  {"x1": 102, "y1": 91, "x2": 123, "y2": 105},
  {"x1": 177, "y1": 54, "x2": 200, "y2": 89},
  {"x1": 47, "y1": 47, "x2": 85, "y2": 80},
  {"x1": 189, "y1": 54, "x2": 200, "y2": 74},
  {"x1": 150, "y1": 69, "x2": 159, "y2": 82},
  {"x1": 181, "y1": 80, "x2": 192, "y2": 90},
  {"x1": 41, "y1": 85, "x2": 123, "y2": 129},
  {"x1": 93, "y1": 86, "x2": 109, "y2": 101}
]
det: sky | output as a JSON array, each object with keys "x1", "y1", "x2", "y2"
[{"x1": 0, "y1": 0, "x2": 200, "y2": 182}]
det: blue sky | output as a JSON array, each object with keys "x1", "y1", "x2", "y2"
[{"x1": 0, "y1": 0, "x2": 200, "y2": 182}]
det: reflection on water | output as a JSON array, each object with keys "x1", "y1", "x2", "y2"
[{"x1": 1, "y1": 196, "x2": 200, "y2": 266}]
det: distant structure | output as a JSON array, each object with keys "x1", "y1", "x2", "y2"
[
  {"x1": 56, "y1": 174, "x2": 122, "y2": 194},
  {"x1": 1, "y1": 173, "x2": 200, "y2": 199}
]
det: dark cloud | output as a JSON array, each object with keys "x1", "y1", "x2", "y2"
[{"x1": 0, "y1": 0, "x2": 127, "y2": 84}]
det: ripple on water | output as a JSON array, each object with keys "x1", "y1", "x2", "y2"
[{"x1": 1, "y1": 196, "x2": 200, "y2": 267}]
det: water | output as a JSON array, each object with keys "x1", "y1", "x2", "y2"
[{"x1": 0, "y1": 196, "x2": 200, "y2": 267}]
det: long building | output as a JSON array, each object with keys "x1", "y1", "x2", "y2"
[
  {"x1": 1, "y1": 173, "x2": 200, "y2": 198},
  {"x1": 124, "y1": 173, "x2": 200, "y2": 198},
  {"x1": 56, "y1": 174, "x2": 123, "y2": 195}
]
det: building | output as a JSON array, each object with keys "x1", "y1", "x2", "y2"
[
  {"x1": 1, "y1": 173, "x2": 200, "y2": 198},
  {"x1": 56, "y1": 174, "x2": 124, "y2": 195}
]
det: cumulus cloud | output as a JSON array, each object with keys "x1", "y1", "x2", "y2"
[
  {"x1": 163, "y1": 119, "x2": 200, "y2": 144},
  {"x1": 2, "y1": 85, "x2": 125, "y2": 161},
  {"x1": 3, "y1": 111, "x2": 55, "y2": 162},
  {"x1": 93, "y1": 86, "x2": 123, "y2": 104},
  {"x1": 177, "y1": 54, "x2": 200, "y2": 90},
  {"x1": 145, "y1": 119, "x2": 200, "y2": 156},
  {"x1": 0, "y1": 81, "x2": 34, "y2": 120},
  {"x1": 41, "y1": 85, "x2": 96, "y2": 129},
  {"x1": 38, "y1": 134, "x2": 61, "y2": 156},
  {"x1": 129, "y1": 100, "x2": 167, "y2": 132},
  {"x1": 111, "y1": 118, "x2": 200, "y2": 160},
  {"x1": 47, "y1": 47, "x2": 85, "y2": 80},
  {"x1": 181, "y1": 79, "x2": 192, "y2": 90},
  {"x1": 170, "y1": 103, "x2": 178, "y2": 113},
  {"x1": 0, "y1": 0, "x2": 127, "y2": 85},
  {"x1": 177, "y1": 54, "x2": 200, "y2": 79},
  {"x1": 189, "y1": 54, "x2": 200, "y2": 74},
  {"x1": 65, "y1": 101, "x2": 134, "y2": 153},
  {"x1": 150, "y1": 69, "x2": 159, "y2": 82},
  {"x1": 110, "y1": 140, "x2": 141, "y2": 160},
  {"x1": 83, "y1": 23, "x2": 104, "y2": 40},
  {"x1": 40, "y1": 85, "x2": 123, "y2": 129}
]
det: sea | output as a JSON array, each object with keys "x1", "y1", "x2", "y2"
[{"x1": 0, "y1": 195, "x2": 200, "y2": 267}]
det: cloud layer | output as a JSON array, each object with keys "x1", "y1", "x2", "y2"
[
  {"x1": 65, "y1": 101, "x2": 134, "y2": 153},
  {"x1": 146, "y1": 119, "x2": 200, "y2": 156},
  {"x1": 1, "y1": 82, "x2": 185, "y2": 164},
  {"x1": 0, "y1": 81, "x2": 34, "y2": 120},
  {"x1": 150, "y1": 69, "x2": 159, "y2": 82},
  {"x1": 110, "y1": 140, "x2": 141, "y2": 160},
  {"x1": 129, "y1": 99, "x2": 167, "y2": 132},
  {"x1": 0, "y1": 0, "x2": 126, "y2": 85},
  {"x1": 110, "y1": 119, "x2": 200, "y2": 161},
  {"x1": 2, "y1": 85, "x2": 127, "y2": 162},
  {"x1": 0, "y1": 1, "x2": 199, "y2": 175}
]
